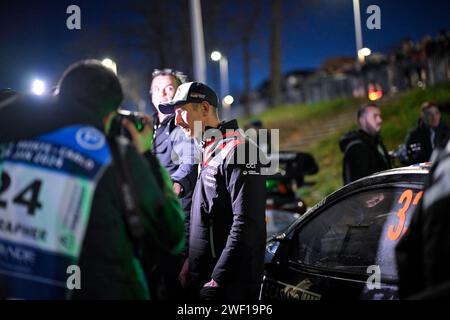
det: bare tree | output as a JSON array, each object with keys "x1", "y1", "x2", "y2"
[
  {"x1": 268, "y1": 0, "x2": 322, "y2": 108},
  {"x1": 119, "y1": 0, "x2": 193, "y2": 75},
  {"x1": 201, "y1": 1, "x2": 263, "y2": 116}
]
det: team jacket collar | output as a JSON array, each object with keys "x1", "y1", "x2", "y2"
[
  {"x1": 200, "y1": 120, "x2": 244, "y2": 167},
  {"x1": 202, "y1": 120, "x2": 239, "y2": 145}
]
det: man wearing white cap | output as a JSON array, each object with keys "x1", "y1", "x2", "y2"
[{"x1": 159, "y1": 82, "x2": 267, "y2": 300}]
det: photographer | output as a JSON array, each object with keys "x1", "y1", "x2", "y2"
[
  {"x1": 402, "y1": 102, "x2": 449, "y2": 165},
  {"x1": 0, "y1": 60, "x2": 184, "y2": 299}
]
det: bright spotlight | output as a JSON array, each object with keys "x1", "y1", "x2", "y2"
[
  {"x1": 32, "y1": 79, "x2": 46, "y2": 95},
  {"x1": 211, "y1": 51, "x2": 222, "y2": 62},
  {"x1": 359, "y1": 47, "x2": 372, "y2": 57},
  {"x1": 223, "y1": 95, "x2": 234, "y2": 107}
]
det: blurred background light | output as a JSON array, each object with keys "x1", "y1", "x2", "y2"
[
  {"x1": 223, "y1": 95, "x2": 234, "y2": 107},
  {"x1": 31, "y1": 79, "x2": 46, "y2": 95},
  {"x1": 210, "y1": 51, "x2": 222, "y2": 62}
]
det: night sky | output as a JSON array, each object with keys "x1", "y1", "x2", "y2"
[{"x1": 1, "y1": 0, "x2": 450, "y2": 107}]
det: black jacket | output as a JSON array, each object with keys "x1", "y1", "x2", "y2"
[
  {"x1": 340, "y1": 129, "x2": 392, "y2": 185},
  {"x1": 188, "y1": 120, "x2": 266, "y2": 299},
  {"x1": 152, "y1": 113, "x2": 198, "y2": 201},
  {"x1": 396, "y1": 143, "x2": 450, "y2": 299},
  {"x1": 151, "y1": 113, "x2": 199, "y2": 240},
  {"x1": 0, "y1": 95, "x2": 184, "y2": 299},
  {"x1": 403, "y1": 120, "x2": 450, "y2": 165}
]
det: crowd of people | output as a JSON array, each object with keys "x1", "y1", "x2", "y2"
[
  {"x1": 1, "y1": 58, "x2": 450, "y2": 300},
  {"x1": 340, "y1": 101, "x2": 449, "y2": 185},
  {"x1": 339, "y1": 99, "x2": 450, "y2": 299}
]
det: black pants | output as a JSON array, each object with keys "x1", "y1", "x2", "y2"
[{"x1": 149, "y1": 254, "x2": 187, "y2": 300}]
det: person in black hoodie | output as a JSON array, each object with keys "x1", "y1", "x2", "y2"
[
  {"x1": 340, "y1": 103, "x2": 392, "y2": 185},
  {"x1": 402, "y1": 102, "x2": 449, "y2": 165}
]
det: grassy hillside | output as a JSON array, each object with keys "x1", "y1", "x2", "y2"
[
  {"x1": 241, "y1": 83, "x2": 450, "y2": 207},
  {"x1": 241, "y1": 98, "x2": 358, "y2": 126},
  {"x1": 239, "y1": 97, "x2": 365, "y2": 148}
]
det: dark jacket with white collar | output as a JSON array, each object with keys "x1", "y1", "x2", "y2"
[{"x1": 188, "y1": 120, "x2": 266, "y2": 299}]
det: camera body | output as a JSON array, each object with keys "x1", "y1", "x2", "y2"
[
  {"x1": 390, "y1": 143, "x2": 423, "y2": 165},
  {"x1": 110, "y1": 109, "x2": 148, "y2": 138}
]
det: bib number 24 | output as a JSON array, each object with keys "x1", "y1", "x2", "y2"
[{"x1": 0, "y1": 171, "x2": 43, "y2": 215}]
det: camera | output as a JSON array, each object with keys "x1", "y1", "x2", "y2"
[
  {"x1": 390, "y1": 143, "x2": 423, "y2": 165},
  {"x1": 110, "y1": 109, "x2": 149, "y2": 138}
]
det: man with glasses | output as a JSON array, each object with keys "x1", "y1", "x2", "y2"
[{"x1": 148, "y1": 69, "x2": 199, "y2": 299}]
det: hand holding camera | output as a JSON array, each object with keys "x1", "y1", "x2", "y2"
[
  {"x1": 390, "y1": 142, "x2": 423, "y2": 166},
  {"x1": 112, "y1": 109, "x2": 154, "y2": 154}
]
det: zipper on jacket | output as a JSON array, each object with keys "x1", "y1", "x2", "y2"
[{"x1": 209, "y1": 219, "x2": 217, "y2": 259}]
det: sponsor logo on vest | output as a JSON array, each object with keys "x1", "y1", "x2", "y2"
[{"x1": 75, "y1": 127, "x2": 105, "y2": 150}]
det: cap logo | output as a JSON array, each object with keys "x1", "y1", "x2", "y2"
[{"x1": 190, "y1": 93, "x2": 206, "y2": 99}]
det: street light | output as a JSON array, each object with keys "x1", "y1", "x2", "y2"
[
  {"x1": 210, "y1": 50, "x2": 229, "y2": 108},
  {"x1": 223, "y1": 95, "x2": 234, "y2": 108},
  {"x1": 359, "y1": 47, "x2": 372, "y2": 57},
  {"x1": 211, "y1": 51, "x2": 222, "y2": 62},
  {"x1": 352, "y1": 0, "x2": 365, "y2": 63},
  {"x1": 31, "y1": 79, "x2": 46, "y2": 95},
  {"x1": 102, "y1": 58, "x2": 117, "y2": 75},
  {"x1": 358, "y1": 47, "x2": 372, "y2": 61},
  {"x1": 190, "y1": 0, "x2": 207, "y2": 82}
]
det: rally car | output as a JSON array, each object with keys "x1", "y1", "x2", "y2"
[{"x1": 261, "y1": 164, "x2": 430, "y2": 300}]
